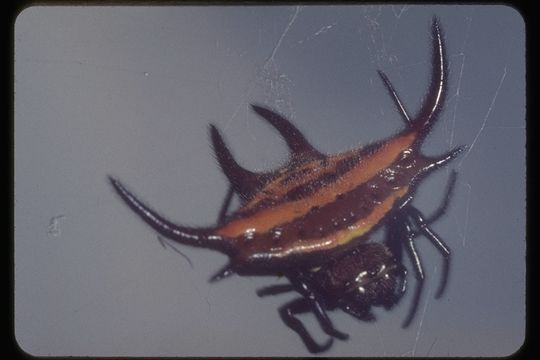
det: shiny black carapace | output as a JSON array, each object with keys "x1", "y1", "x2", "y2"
[{"x1": 110, "y1": 18, "x2": 464, "y2": 353}]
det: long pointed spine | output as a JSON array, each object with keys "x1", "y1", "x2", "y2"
[
  {"x1": 250, "y1": 104, "x2": 323, "y2": 159},
  {"x1": 109, "y1": 176, "x2": 232, "y2": 253},
  {"x1": 209, "y1": 125, "x2": 267, "y2": 199},
  {"x1": 210, "y1": 105, "x2": 325, "y2": 200},
  {"x1": 411, "y1": 18, "x2": 447, "y2": 139}
]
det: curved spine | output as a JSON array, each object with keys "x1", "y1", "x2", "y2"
[
  {"x1": 109, "y1": 176, "x2": 232, "y2": 253},
  {"x1": 209, "y1": 125, "x2": 267, "y2": 199},
  {"x1": 411, "y1": 17, "x2": 447, "y2": 139},
  {"x1": 250, "y1": 104, "x2": 324, "y2": 159},
  {"x1": 209, "y1": 104, "x2": 325, "y2": 200}
]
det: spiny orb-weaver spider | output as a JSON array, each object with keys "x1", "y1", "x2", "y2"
[{"x1": 109, "y1": 18, "x2": 464, "y2": 353}]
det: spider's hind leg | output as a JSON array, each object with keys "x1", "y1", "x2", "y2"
[
  {"x1": 406, "y1": 206, "x2": 451, "y2": 299},
  {"x1": 406, "y1": 170, "x2": 457, "y2": 298},
  {"x1": 386, "y1": 215, "x2": 425, "y2": 328},
  {"x1": 389, "y1": 171, "x2": 457, "y2": 328},
  {"x1": 402, "y1": 219, "x2": 425, "y2": 328}
]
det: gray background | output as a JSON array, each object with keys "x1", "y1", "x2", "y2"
[{"x1": 14, "y1": 5, "x2": 525, "y2": 357}]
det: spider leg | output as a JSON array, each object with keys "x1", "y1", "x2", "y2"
[
  {"x1": 377, "y1": 70, "x2": 412, "y2": 125},
  {"x1": 425, "y1": 170, "x2": 458, "y2": 224},
  {"x1": 278, "y1": 298, "x2": 334, "y2": 353},
  {"x1": 256, "y1": 284, "x2": 295, "y2": 297},
  {"x1": 291, "y1": 277, "x2": 349, "y2": 340},
  {"x1": 259, "y1": 280, "x2": 348, "y2": 340},
  {"x1": 310, "y1": 296, "x2": 349, "y2": 340},
  {"x1": 408, "y1": 170, "x2": 457, "y2": 298},
  {"x1": 392, "y1": 172, "x2": 457, "y2": 327},
  {"x1": 406, "y1": 206, "x2": 451, "y2": 299},
  {"x1": 398, "y1": 217, "x2": 426, "y2": 328},
  {"x1": 216, "y1": 184, "x2": 234, "y2": 224}
]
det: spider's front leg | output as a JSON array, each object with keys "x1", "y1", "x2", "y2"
[
  {"x1": 279, "y1": 297, "x2": 334, "y2": 353},
  {"x1": 289, "y1": 276, "x2": 349, "y2": 341},
  {"x1": 259, "y1": 275, "x2": 348, "y2": 353}
]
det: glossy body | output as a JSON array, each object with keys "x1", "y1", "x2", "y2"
[{"x1": 110, "y1": 18, "x2": 463, "y2": 353}]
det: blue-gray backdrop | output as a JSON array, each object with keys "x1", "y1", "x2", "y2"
[{"x1": 15, "y1": 5, "x2": 525, "y2": 356}]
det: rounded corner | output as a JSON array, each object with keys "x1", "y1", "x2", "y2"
[
  {"x1": 496, "y1": 4, "x2": 526, "y2": 29},
  {"x1": 499, "y1": 325, "x2": 527, "y2": 358},
  {"x1": 14, "y1": 5, "x2": 39, "y2": 30},
  {"x1": 13, "y1": 326, "x2": 41, "y2": 358}
]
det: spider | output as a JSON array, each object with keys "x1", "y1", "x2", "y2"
[{"x1": 109, "y1": 18, "x2": 464, "y2": 353}]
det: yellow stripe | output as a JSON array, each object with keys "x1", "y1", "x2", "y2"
[
  {"x1": 263, "y1": 186, "x2": 409, "y2": 259},
  {"x1": 334, "y1": 186, "x2": 409, "y2": 246}
]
